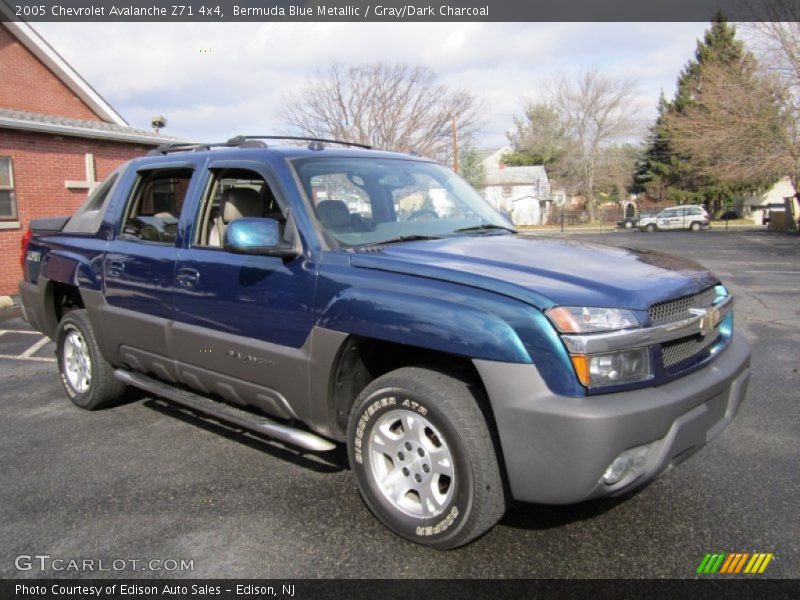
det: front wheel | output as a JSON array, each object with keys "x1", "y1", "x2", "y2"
[
  {"x1": 56, "y1": 309, "x2": 126, "y2": 410},
  {"x1": 690, "y1": 221, "x2": 701, "y2": 231},
  {"x1": 347, "y1": 367, "x2": 505, "y2": 549}
]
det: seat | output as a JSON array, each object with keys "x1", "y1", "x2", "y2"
[
  {"x1": 316, "y1": 200, "x2": 369, "y2": 233},
  {"x1": 209, "y1": 187, "x2": 262, "y2": 247}
]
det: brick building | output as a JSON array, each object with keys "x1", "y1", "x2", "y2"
[{"x1": 0, "y1": 17, "x2": 177, "y2": 296}]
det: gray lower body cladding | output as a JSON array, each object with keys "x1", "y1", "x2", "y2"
[{"x1": 474, "y1": 331, "x2": 751, "y2": 504}]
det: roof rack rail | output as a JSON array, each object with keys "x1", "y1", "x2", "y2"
[
  {"x1": 226, "y1": 135, "x2": 372, "y2": 149},
  {"x1": 146, "y1": 135, "x2": 372, "y2": 156},
  {"x1": 148, "y1": 142, "x2": 220, "y2": 155}
]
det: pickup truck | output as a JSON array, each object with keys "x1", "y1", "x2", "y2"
[{"x1": 19, "y1": 137, "x2": 751, "y2": 549}]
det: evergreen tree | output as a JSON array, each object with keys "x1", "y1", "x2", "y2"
[
  {"x1": 634, "y1": 92, "x2": 671, "y2": 204},
  {"x1": 643, "y1": 17, "x2": 757, "y2": 213}
]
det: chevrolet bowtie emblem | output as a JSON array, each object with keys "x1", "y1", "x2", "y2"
[{"x1": 690, "y1": 305, "x2": 722, "y2": 337}]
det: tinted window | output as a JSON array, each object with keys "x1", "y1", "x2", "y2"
[
  {"x1": 120, "y1": 168, "x2": 193, "y2": 244},
  {"x1": 292, "y1": 157, "x2": 511, "y2": 248}
]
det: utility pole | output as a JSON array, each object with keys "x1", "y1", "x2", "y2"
[{"x1": 451, "y1": 115, "x2": 459, "y2": 173}]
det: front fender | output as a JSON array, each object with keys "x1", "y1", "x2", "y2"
[
  {"x1": 318, "y1": 286, "x2": 531, "y2": 364},
  {"x1": 315, "y1": 264, "x2": 585, "y2": 398}
]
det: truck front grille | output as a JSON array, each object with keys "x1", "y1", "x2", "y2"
[
  {"x1": 661, "y1": 330, "x2": 721, "y2": 373},
  {"x1": 649, "y1": 286, "x2": 717, "y2": 326}
]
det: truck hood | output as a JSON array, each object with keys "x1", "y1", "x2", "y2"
[{"x1": 349, "y1": 234, "x2": 719, "y2": 310}]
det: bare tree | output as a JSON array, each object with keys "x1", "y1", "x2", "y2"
[
  {"x1": 549, "y1": 70, "x2": 640, "y2": 219},
  {"x1": 741, "y1": 12, "x2": 800, "y2": 195},
  {"x1": 663, "y1": 60, "x2": 796, "y2": 191},
  {"x1": 278, "y1": 63, "x2": 483, "y2": 162}
]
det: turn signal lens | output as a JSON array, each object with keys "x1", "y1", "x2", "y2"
[
  {"x1": 570, "y1": 348, "x2": 652, "y2": 388},
  {"x1": 570, "y1": 355, "x2": 590, "y2": 386}
]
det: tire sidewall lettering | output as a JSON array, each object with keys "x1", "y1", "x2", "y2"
[{"x1": 350, "y1": 387, "x2": 473, "y2": 543}]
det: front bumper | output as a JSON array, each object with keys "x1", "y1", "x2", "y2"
[{"x1": 473, "y1": 331, "x2": 750, "y2": 504}]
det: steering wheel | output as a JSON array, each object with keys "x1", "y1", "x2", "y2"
[{"x1": 407, "y1": 209, "x2": 439, "y2": 221}]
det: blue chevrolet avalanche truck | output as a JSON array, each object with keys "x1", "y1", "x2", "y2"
[{"x1": 19, "y1": 137, "x2": 751, "y2": 549}]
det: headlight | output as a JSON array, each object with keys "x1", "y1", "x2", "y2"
[
  {"x1": 571, "y1": 348, "x2": 652, "y2": 387},
  {"x1": 546, "y1": 306, "x2": 640, "y2": 333}
]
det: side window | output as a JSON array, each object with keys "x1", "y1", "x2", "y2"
[
  {"x1": 0, "y1": 156, "x2": 17, "y2": 221},
  {"x1": 195, "y1": 168, "x2": 286, "y2": 248},
  {"x1": 120, "y1": 168, "x2": 192, "y2": 244}
]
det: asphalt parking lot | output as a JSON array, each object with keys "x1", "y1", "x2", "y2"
[{"x1": 1, "y1": 228, "x2": 798, "y2": 579}]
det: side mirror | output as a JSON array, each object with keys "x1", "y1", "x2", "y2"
[{"x1": 223, "y1": 218, "x2": 298, "y2": 258}]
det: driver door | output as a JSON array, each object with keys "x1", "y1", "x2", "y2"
[{"x1": 171, "y1": 161, "x2": 317, "y2": 419}]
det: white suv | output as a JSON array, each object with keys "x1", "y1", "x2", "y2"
[{"x1": 639, "y1": 205, "x2": 710, "y2": 232}]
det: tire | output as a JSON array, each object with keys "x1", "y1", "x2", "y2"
[
  {"x1": 645, "y1": 223, "x2": 656, "y2": 232},
  {"x1": 624, "y1": 221, "x2": 633, "y2": 229},
  {"x1": 690, "y1": 221, "x2": 701, "y2": 231},
  {"x1": 56, "y1": 309, "x2": 126, "y2": 410},
  {"x1": 347, "y1": 367, "x2": 505, "y2": 549}
]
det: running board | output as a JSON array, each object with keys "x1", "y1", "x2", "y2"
[{"x1": 114, "y1": 369, "x2": 337, "y2": 452}]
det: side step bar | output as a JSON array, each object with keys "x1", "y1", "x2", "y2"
[{"x1": 114, "y1": 369, "x2": 337, "y2": 452}]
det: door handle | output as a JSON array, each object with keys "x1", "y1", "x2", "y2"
[
  {"x1": 176, "y1": 268, "x2": 200, "y2": 288},
  {"x1": 106, "y1": 260, "x2": 125, "y2": 277}
]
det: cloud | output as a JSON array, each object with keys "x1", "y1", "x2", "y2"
[{"x1": 34, "y1": 21, "x2": 710, "y2": 147}]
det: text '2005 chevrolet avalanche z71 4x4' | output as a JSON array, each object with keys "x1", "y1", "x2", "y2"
[{"x1": 19, "y1": 136, "x2": 751, "y2": 549}]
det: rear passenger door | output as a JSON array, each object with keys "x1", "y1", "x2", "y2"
[
  {"x1": 171, "y1": 161, "x2": 317, "y2": 420},
  {"x1": 102, "y1": 164, "x2": 198, "y2": 379}
]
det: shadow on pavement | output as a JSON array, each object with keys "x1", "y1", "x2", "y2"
[
  {"x1": 142, "y1": 397, "x2": 349, "y2": 474},
  {"x1": 500, "y1": 485, "x2": 648, "y2": 532}
]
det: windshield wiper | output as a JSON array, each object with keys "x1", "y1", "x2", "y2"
[
  {"x1": 368, "y1": 235, "x2": 443, "y2": 246},
  {"x1": 453, "y1": 224, "x2": 517, "y2": 234}
]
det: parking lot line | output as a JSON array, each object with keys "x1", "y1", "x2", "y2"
[
  {"x1": 0, "y1": 354, "x2": 55, "y2": 362},
  {"x1": 0, "y1": 329, "x2": 41, "y2": 335},
  {"x1": 21, "y1": 336, "x2": 52, "y2": 358},
  {"x1": 0, "y1": 330, "x2": 55, "y2": 363}
]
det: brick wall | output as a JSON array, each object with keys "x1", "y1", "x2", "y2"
[
  {"x1": 0, "y1": 24, "x2": 102, "y2": 121},
  {"x1": 0, "y1": 129, "x2": 153, "y2": 294}
]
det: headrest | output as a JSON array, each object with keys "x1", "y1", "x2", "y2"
[
  {"x1": 316, "y1": 200, "x2": 352, "y2": 229},
  {"x1": 222, "y1": 188, "x2": 261, "y2": 223}
]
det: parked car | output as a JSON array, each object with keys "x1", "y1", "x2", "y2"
[
  {"x1": 717, "y1": 210, "x2": 739, "y2": 221},
  {"x1": 639, "y1": 205, "x2": 710, "y2": 232},
  {"x1": 616, "y1": 211, "x2": 656, "y2": 230},
  {"x1": 19, "y1": 137, "x2": 750, "y2": 549}
]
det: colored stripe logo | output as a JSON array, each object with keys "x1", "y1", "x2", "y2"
[{"x1": 696, "y1": 552, "x2": 774, "y2": 574}]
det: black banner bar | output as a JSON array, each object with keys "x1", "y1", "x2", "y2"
[
  {"x1": 2, "y1": 0, "x2": 800, "y2": 23},
  {"x1": 2, "y1": 579, "x2": 799, "y2": 600}
]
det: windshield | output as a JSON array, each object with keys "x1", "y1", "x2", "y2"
[{"x1": 292, "y1": 157, "x2": 514, "y2": 247}]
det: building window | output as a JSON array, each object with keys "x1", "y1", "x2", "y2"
[
  {"x1": 0, "y1": 157, "x2": 17, "y2": 221},
  {"x1": 502, "y1": 186, "x2": 512, "y2": 198}
]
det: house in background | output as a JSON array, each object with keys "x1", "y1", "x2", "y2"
[
  {"x1": 746, "y1": 177, "x2": 798, "y2": 229},
  {"x1": 0, "y1": 15, "x2": 178, "y2": 296},
  {"x1": 479, "y1": 147, "x2": 551, "y2": 225}
]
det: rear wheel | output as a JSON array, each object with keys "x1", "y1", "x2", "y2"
[
  {"x1": 347, "y1": 367, "x2": 505, "y2": 549},
  {"x1": 56, "y1": 309, "x2": 126, "y2": 410},
  {"x1": 645, "y1": 223, "x2": 656, "y2": 232},
  {"x1": 624, "y1": 221, "x2": 633, "y2": 229},
  {"x1": 690, "y1": 221, "x2": 701, "y2": 231}
]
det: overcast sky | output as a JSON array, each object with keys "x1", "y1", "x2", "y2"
[{"x1": 35, "y1": 22, "x2": 711, "y2": 148}]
